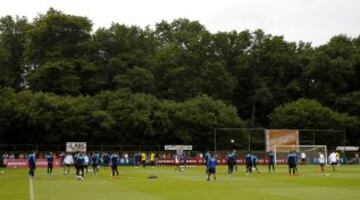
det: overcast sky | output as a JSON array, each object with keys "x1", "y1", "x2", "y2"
[{"x1": 0, "y1": 0, "x2": 359, "y2": 46}]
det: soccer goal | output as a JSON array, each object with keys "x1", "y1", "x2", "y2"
[{"x1": 274, "y1": 145, "x2": 327, "y2": 165}]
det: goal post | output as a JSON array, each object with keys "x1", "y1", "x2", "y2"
[{"x1": 274, "y1": 145, "x2": 328, "y2": 165}]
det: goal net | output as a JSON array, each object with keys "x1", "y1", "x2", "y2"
[{"x1": 274, "y1": 145, "x2": 327, "y2": 165}]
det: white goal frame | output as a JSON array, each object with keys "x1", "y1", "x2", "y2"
[{"x1": 274, "y1": 145, "x2": 327, "y2": 165}]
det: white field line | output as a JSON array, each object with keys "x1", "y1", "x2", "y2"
[{"x1": 29, "y1": 178, "x2": 35, "y2": 200}]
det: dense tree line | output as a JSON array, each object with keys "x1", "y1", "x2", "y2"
[
  {"x1": 0, "y1": 9, "x2": 359, "y2": 146},
  {"x1": 0, "y1": 88, "x2": 241, "y2": 148}
]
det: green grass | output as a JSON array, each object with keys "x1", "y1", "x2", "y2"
[{"x1": 0, "y1": 165, "x2": 360, "y2": 200}]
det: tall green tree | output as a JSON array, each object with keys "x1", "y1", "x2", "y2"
[
  {"x1": 235, "y1": 30, "x2": 301, "y2": 126},
  {"x1": 91, "y1": 24, "x2": 158, "y2": 91},
  {"x1": 303, "y1": 35, "x2": 357, "y2": 105},
  {"x1": 152, "y1": 19, "x2": 236, "y2": 100},
  {"x1": 0, "y1": 16, "x2": 31, "y2": 89},
  {"x1": 26, "y1": 8, "x2": 104, "y2": 95}
]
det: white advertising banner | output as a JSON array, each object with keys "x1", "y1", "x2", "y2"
[
  {"x1": 164, "y1": 145, "x2": 193, "y2": 151},
  {"x1": 66, "y1": 142, "x2": 87, "y2": 152}
]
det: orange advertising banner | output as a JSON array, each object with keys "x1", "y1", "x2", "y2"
[{"x1": 265, "y1": 129, "x2": 299, "y2": 152}]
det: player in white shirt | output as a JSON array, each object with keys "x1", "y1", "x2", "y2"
[
  {"x1": 63, "y1": 153, "x2": 74, "y2": 175},
  {"x1": 300, "y1": 152, "x2": 306, "y2": 165},
  {"x1": 328, "y1": 152, "x2": 337, "y2": 172},
  {"x1": 318, "y1": 152, "x2": 325, "y2": 173}
]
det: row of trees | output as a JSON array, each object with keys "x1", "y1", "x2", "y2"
[
  {"x1": 0, "y1": 9, "x2": 359, "y2": 146},
  {"x1": 0, "y1": 88, "x2": 356, "y2": 147},
  {"x1": 0, "y1": 88, "x2": 241, "y2": 148}
]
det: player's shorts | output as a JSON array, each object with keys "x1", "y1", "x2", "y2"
[
  {"x1": 319, "y1": 163, "x2": 325, "y2": 167},
  {"x1": 208, "y1": 168, "x2": 216, "y2": 174},
  {"x1": 288, "y1": 163, "x2": 295, "y2": 168},
  {"x1": 331, "y1": 162, "x2": 337, "y2": 165},
  {"x1": 111, "y1": 165, "x2": 118, "y2": 170},
  {"x1": 301, "y1": 158, "x2": 306, "y2": 162},
  {"x1": 48, "y1": 163, "x2": 53, "y2": 168}
]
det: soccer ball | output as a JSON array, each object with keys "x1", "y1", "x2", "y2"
[
  {"x1": 77, "y1": 176, "x2": 84, "y2": 180},
  {"x1": 0, "y1": 171, "x2": 4, "y2": 175},
  {"x1": 230, "y1": 139, "x2": 235, "y2": 143}
]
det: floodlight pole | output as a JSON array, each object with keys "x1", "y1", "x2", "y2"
[
  {"x1": 248, "y1": 130, "x2": 251, "y2": 151},
  {"x1": 214, "y1": 129, "x2": 217, "y2": 154},
  {"x1": 343, "y1": 130, "x2": 346, "y2": 163},
  {"x1": 312, "y1": 130, "x2": 315, "y2": 145}
]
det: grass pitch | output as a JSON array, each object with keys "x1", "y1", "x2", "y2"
[{"x1": 0, "y1": 165, "x2": 359, "y2": 200}]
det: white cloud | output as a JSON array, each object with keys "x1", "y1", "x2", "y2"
[{"x1": 0, "y1": 0, "x2": 359, "y2": 46}]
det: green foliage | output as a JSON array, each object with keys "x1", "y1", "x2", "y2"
[
  {"x1": 114, "y1": 66, "x2": 155, "y2": 93},
  {"x1": 152, "y1": 19, "x2": 236, "y2": 100},
  {"x1": 25, "y1": 9, "x2": 104, "y2": 95},
  {"x1": 0, "y1": 88, "x2": 242, "y2": 146},
  {"x1": 0, "y1": 9, "x2": 359, "y2": 145},
  {"x1": 269, "y1": 99, "x2": 357, "y2": 130},
  {"x1": 91, "y1": 23, "x2": 157, "y2": 90},
  {"x1": 334, "y1": 91, "x2": 360, "y2": 116},
  {"x1": 0, "y1": 16, "x2": 31, "y2": 89},
  {"x1": 26, "y1": 8, "x2": 92, "y2": 64}
]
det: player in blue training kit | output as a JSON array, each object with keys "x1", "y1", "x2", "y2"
[
  {"x1": 204, "y1": 151, "x2": 211, "y2": 174},
  {"x1": 245, "y1": 152, "x2": 253, "y2": 175},
  {"x1": 75, "y1": 153, "x2": 85, "y2": 179},
  {"x1": 46, "y1": 152, "x2": 54, "y2": 176},
  {"x1": 103, "y1": 153, "x2": 110, "y2": 168},
  {"x1": 293, "y1": 151, "x2": 299, "y2": 174},
  {"x1": 28, "y1": 151, "x2": 36, "y2": 178},
  {"x1": 252, "y1": 154, "x2": 260, "y2": 173},
  {"x1": 287, "y1": 151, "x2": 297, "y2": 176},
  {"x1": 92, "y1": 153, "x2": 100, "y2": 174},
  {"x1": 227, "y1": 151, "x2": 236, "y2": 174},
  {"x1": 207, "y1": 155, "x2": 217, "y2": 181},
  {"x1": 110, "y1": 152, "x2": 119, "y2": 177},
  {"x1": 267, "y1": 151, "x2": 275, "y2": 173}
]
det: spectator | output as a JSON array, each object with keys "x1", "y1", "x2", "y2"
[
  {"x1": 134, "y1": 152, "x2": 141, "y2": 167},
  {"x1": 0, "y1": 153, "x2": 4, "y2": 167}
]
